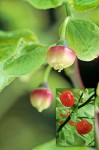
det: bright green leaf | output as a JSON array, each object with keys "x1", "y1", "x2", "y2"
[
  {"x1": 64, "y1": 128, "x2": 70, "y2": 137},
  {"x1": 25, "y1": 0, "x2": 64, "y2": 9},
  {"x1": 70, "y1": 112, "x2": 78, "y2": 121},
  {"x1": 4, "y1": 43, "x2": 48, "y2": 76},
  {"x1": 0, "y1": 30, "x2": 37, "y2": 63},
  {"x1": 67, "y1": 133, "x2": 74, "y2": 144},
  {"x1": 78, "y1": 104, "x2": 94, "y2": 117},
  {"x1": 69, "y1": 0, "x2": 99, "y2": 11},
  {"x1": 66, "y1": 18, "x2": 99, "y2": 61},
  {"x1": 0, "y1": 63, "x2": 15, "y2": 92}
]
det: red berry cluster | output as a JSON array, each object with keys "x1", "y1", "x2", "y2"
[
  {"x1": 58, "y1": 111, "x2": 77, "y2": 126},
  {"x1": 58, "y1": 112, "x2": 92, "y2": 134},
  {"x1": 58, "y1": 90, "x2": 92, "y2": 134}
]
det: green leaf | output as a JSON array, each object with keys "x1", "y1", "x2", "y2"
[
  {"x1": 78, "y1": 104, "x2": 94, "y2": 117},
  {"x1": 68, "y1": 133, "x2": 74, "y2": 143},
  {"x1": 0, "y1": 63, "x2": 15, "y2": 92},
  {"x1": 4, "y1": 43, "x2": 48, "y2": 76},
  {"x1": 70, "y1": 112, "x2": 78, "y2": 121},
  {"x1": 66, "y1": 18, "x2": 99, "y2": 61},
  {"x1": 25, "y1": 0, "x2": 64, "y2": 9},
  {"x1": 69, "y1": 0, "x2": 99, "y2": 11},
  {"x1": 59, "y1": 130, "x2": 65, "y2": 141},
  {"x1": 0, "y1": 30, "x2": 37, "y2": 63}
]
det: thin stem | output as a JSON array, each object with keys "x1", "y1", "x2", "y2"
[
  {"x1": 64, "y1": 1, "x2": 72, "y2": 17},
  {"x1": 59, "y1": 1, "x2": 71, "y2": 39},
  {"x1": 57, "y1": 115, "x2": 71, "y2": 132},
  {"x1": 42, "y1": 65, "x2": 51, "y2": 83},
  {"x1": 88, "y1": 139, "x2": 95, "y2": 146},
  {"x1": 59, "y1": 17, "x2": 70, "y2": 39},
  {"x1": 88, "y1": 89, "x2": 95, "y2": 94},
  {"x1": 78, "y1": 93, "x2": 96, "y2": 109},
  {"x1": 57, "y1": 92, "x2": 61, "y2": 95},
  {"x1": 78, "y1": 117, "x2": 94, "y2": 119},
  {"x1": 78, "y1": 92, "x2": 83, "y2": 104}
]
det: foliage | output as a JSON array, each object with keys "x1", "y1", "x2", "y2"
[
  {"x1": 66, "y1": 18, "x2": 99, "y2": 61},
  {"x1": 0, "y1": 0, "x2": 98, "y2": 150},
  {"x1": 56, "y1": 88, "x2": 95, "y2": 146},
  {"x1": 0, "y1": 0, "x2": 99, "y2": 91},
  {"x1": 69, "y1": 0, "x2": 99, "y2": 11}
]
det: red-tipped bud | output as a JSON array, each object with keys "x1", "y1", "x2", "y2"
[
  {"x1": 30, "y1": 88, "x2": 53, "y2": 112},
  {"x1": 47, "y1": 46, "x2": 76, "y2": 72},
  {"x1": 76, "y1": 120, "x2": 92, "y2": 134}
]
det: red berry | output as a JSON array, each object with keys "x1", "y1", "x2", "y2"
[
  {"x1": 60, "y1": 113, "x2": 64, "y2": 117},
  {"x1": 58, "y1": 121, "x2": 64, "y2": 125},
  {"x1": 76, "y1": 120, "x2": 92, "y2": 134},
  {"x1": 60, "y1": 90, "x2": 75, "y2": 107},
  {"x1": 66, "y1": 111, "x2": 70, "y2": 116},
  {"x1": 47, "y1": 46, "x2": 76, "y2": 72},
  {"x1": 30, "y1": 88, "x2": 53, "y2": 112},
  {"x1": 68, "y1": 120, "x2": 77, "y2": 126}
]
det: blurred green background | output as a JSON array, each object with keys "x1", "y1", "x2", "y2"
[{"x1": 0, "y1": 0, "x2": 98, "y2": 149}]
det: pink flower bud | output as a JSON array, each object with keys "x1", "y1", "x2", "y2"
[
  {"x1": 30, "y1": 88, "x2": 53, "y2": 112},
  {"x1": 47, "y1": 46, "x2": 76, "y2": 72}
]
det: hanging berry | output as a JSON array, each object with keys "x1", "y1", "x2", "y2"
[
  {"x1": 60, "y1": 90, "x2": 75, "y2": 107},
  {"x1": 68, "y1": 120, "x2": 77, "y2": 126},
  {"x1": 30, "y1": 88, "x2": 53, "y2": 112},
  {"x1": 58, "y1": 121, "x2": 64, "y2": 125},
  {"x1": 47, "y1": 46, "x2": 76, "y2": 72},
  {"x1": 76, "y1": 120, "x2": 92, "y2": 134}
]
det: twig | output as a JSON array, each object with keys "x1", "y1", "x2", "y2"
[
  {"x1": 78, "y1": 92, "x2": 83, "y2": 104},
  {"x1": 57, "y1": 115, "x2": 71, "y2": 132},
  {"x1": 78, "y1": 93, "x2": 96, "y2": 109}
]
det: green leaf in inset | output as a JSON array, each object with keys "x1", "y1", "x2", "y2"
[
  {"x1": 0, "y1": 30, "x2": 37, "y2": 63},
  {"x1": 78, "y1": 104, "x2": 94, "y2": 117},
  {"x1": 25, "y1": 0, "x2": 64, "y2": 9},
  {"x1": 4, "y1": 43, "x2": 48, "y2": 76},
  {"x1": 0, "y1": 63, "x2": 15, "y2": 92},
  {"x1": 69, "y1": 0, "x2": 99, "y2": 11},
  {"x1": 68, "y1": 133, "x2": 74, "y2": 144},
  {"x1": 95, "y1": 96, "x2": 99, "y2": 111},
  {"x1": 66, "y1": 18, "x2": 99, "y2": 61}
]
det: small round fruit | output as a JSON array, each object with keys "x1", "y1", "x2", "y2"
[
  {"x1": 60, "y1": 90, "x2": 75, "y2": 107},
  {"x1": 60, "y1": 113, "x2": 64, "y2": 117},
  {"x1": 58, "y1": 121, "x2": 64, "y2": 125},
  {"x1": 30, "y1": 88, "x2": 53, "y2": 112},
  {"x1": 68, "y1": 120, "x2": 77, "y2": 126},
  {"x1": 66, "y1": 111, "x2": 70, "y2": 116},
  {"x1": 47, "y1": 46, "x2": 76, "y2": 72},
  {"x1": 76, "y1": 120, "x2": 92, "y2": 134}
]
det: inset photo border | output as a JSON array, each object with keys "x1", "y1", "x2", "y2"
[{"x1": 56, "y1": 88, "x2": 95, "y2": 147}]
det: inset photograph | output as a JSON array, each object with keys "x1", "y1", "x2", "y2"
[{"x1": 56, "y1": 88, "x2": 95, "y2": 146}]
